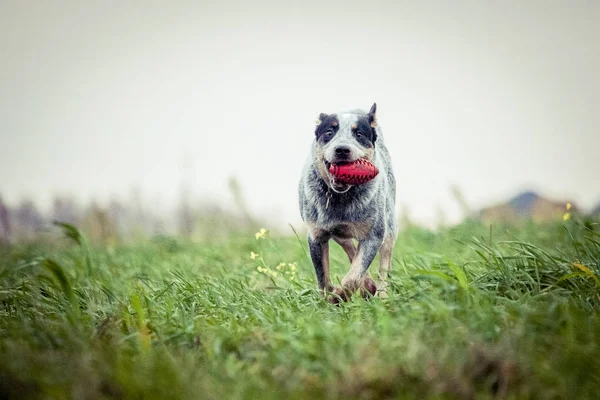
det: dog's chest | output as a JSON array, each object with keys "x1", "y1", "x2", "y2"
[
  {"x1": 318, "y1": 191, "x2": 376, "y2": 223},
  {"x1": 329, "y1": 222, "x2": 372, "y2": 240},
  {"x1": 315, "y1": 201, "x2": 377, "y2": 240},
  {"x1": 307, "y1": 219, "x2": 372, "y2": 241}
]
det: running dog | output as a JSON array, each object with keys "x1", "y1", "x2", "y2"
[{"x1": 298, "y1": 103, "x2": 398, "y2": 303}]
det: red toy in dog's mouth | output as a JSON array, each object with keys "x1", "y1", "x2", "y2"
[{"x1": 328, "y1": 159, "x2": 379, "y2": 185}]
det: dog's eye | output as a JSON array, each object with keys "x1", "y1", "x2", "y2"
[
  {"x1": 356, "y1": 132, "x2": 364, "y2": 139},
  {"x1": 324, "y1": 130, "x2": 334, "y2": 137}
]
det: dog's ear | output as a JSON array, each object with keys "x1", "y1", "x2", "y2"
[
  {"x1": 368, "y1": 103, "x2": 377, "y2": 128},
  {"x1": 315, "y1": 113, "x2": 328, "y2": 126},
  {"x1": 315, "y1": 113, "x2": 327, "y2": 137},
  {"x1": 368, "y1": 103, "x2": 378, "y2": 143}
]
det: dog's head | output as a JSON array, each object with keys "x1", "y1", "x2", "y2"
[{"x1": 313, "y1": 103, "x2": 378, "y2": 193}]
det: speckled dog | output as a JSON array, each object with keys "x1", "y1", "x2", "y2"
[{"x1": 298, "y1": 103, "x2": 398, "y2": 303}]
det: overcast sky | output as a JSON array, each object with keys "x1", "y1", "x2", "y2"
[{"x1": 1, "y1": 0, "x2": 599, "y2": 227}]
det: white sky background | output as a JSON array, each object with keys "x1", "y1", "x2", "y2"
[{"x1": 1, "y1": 1, "x2": 599, "y2": 229}]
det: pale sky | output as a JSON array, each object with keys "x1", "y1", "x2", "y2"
[{"x1": 1, "y1": 1, "x2": 599, "y2": 228}]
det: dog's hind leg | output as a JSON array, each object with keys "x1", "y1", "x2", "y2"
[
  {"x1": 377, "y1": 234, "x2": 396, "y2": 298},
  {"x1": 308, "y1": 233, "x2": 334, "y2": 294},
  {"x1": 333, "y1": 237, "x2": 357, "y2": 262}
]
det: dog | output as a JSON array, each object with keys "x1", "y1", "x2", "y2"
[{"x1": 298, "y1": 103, "x2": 398, "y2": 303}]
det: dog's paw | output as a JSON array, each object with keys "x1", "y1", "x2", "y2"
[
  {"x1": 376, "y1": 281, "x2": 389, "y2": 299},
  {"x1": 321, "y1": 284, "x2": 335, "y2": 297},
  {"x1": 328, "y1": 286, "x2": 350, "y2": 305},
  {"x1": 360, "y1": 277, "x2": 377, "y2": 299}
]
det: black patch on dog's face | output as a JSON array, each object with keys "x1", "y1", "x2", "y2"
[
  {"x1": 315, "y1": 113, "x2": 339, "y2": 144},
  {"x1": 352, "y1": 116, "x2": 377, "y2": 147}
]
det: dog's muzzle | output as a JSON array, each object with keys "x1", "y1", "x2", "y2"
[{"x1": 323, "y1": 160, "x2": 353, "y2": 194}]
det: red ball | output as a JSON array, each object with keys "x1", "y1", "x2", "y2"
[{"x1": 329, "y1": 159, "x2": 379, "y2": 185}]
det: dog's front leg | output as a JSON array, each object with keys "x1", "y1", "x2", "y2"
[
  {"x1": 308, "y1": 233, "x2": 334, "y2": 294},
  {"x1": 330, "y1": 232, "x2": 383, "y2": 303}
]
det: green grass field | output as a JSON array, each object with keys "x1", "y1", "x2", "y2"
[{"x1": 1, "y1": 218, "x2": 599, "y2": 399}]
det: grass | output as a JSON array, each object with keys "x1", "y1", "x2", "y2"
[{"x1": 1, "y1": 218, "x2": 599, "y2": 399}]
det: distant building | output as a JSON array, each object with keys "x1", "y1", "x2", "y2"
[{"x1": 479, "y1": 191, "x2": 576, "y2": 223}]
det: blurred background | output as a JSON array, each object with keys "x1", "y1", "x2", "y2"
[{"x1": 1, "y1": 0, "x2": 599, "y2": 243}]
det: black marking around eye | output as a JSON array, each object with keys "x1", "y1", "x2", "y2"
[
  {"x1": 353, "y1": 117, "x2": 377, "y2": 147},
  {"x1": 315, "y1": 114, "x2": 340, "y2": 143}
]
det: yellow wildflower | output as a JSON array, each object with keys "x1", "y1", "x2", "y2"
[
  {"x1": 250, "y1": 251, "x2": 260, "y2": 260},
  {"x1": 563, "y1": 212, "x2": 571, "y2": 221},
  {"x1": 566, "y1": 203, "x2": 572, "y2": 210},
  {"x1": 266, "y1": 268, "x2": 276, "y2": 278},
  {"x1": 255, "y1": 228, "x2": 269, "y2": 240}
]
